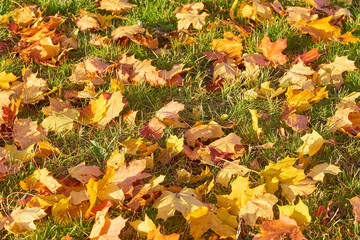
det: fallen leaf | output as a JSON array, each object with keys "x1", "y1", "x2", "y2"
[
  {"x1": 307, "y1": 163, "x2": 341, "y2": 181},
  {"x1": 254, "y1": 215, "x2": 306, "y2": 240},
  {"x1": 147, "y1": 226, "x2": 180, "y2": 240},
  {"x1": 153, "y1": 187, "x2": 205, "y2": 220},
  {"x1": 140, "y1": 118, "x2": 166, "y2": 141},
  {"x1": 68, "y1": 162, "x2": 103, "y2": 184},
  {"x1": 130, "y1": 214, "x2": 156, "y2": 238},
  {"x1": 186, "y1": 206, "x2": 236, "y2": 239},
  {"x1": 259, "y1": 36, "x2": 288, "y2": 66},
  {"x1": 98, "y1": 0, "x2": 137, "y2": 14},
  {"x1": 4, "y1": 207, "x2": 47, "y2": 234},
  {"x1": 278, "y1": 199, "x2": 311, "y2": 229},
  {"x1": 297, "y1": 130, "x2": 324, "y2": 157},
  {"x1": 348, "y1": 196, "x2": 360, "y2": 222},
  {"x1": 184, "y1": 121, "x2": 224, "y2": 147}
]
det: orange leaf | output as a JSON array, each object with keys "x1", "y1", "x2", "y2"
[{"x1": 258, "y1": 36, "x2": 288, "y2": 65}]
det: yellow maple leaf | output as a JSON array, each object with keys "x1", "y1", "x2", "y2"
[
  {"x1": 211, "y1": 32, "x2": 243, "y2": 59},
  {"x1": 297, "y1": 130, "x2": 324, "y2": 157},
  {"x1": 130, "y1": 214, "x2": 156, "y2": 238},
  {"x1": 0, "y1": 71, "x2": 18, "y2": 90},
  {"x1": 186, "y1": 207, "x2": 236, "y2": 239},
  {"x1": 278, "y1": 199, "x2": 311, "y2": 229}
]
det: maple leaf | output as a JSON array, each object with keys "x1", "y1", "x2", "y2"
[
  {"x1": 98, "y1": 0, "x2": 137, "y2": 14},
  {"x1": 186, "y1": 206, "x2": 236, "y2": 239},
  {"x1": 317, "y1": 56, "x2": 357, "y2": 89},
  {"x1": 79, "y1": 91, "x2": 125, "y2": 126},
  {"x1": 208, "y1": 133, "x2": 245, "y2": 159},
  {"x1": 174, "y1": 2, "x2": 208, "y2": 31},
  {"x1": 295, "y1": 48, "x2": 321, "y2": 63},
  {"x1": 111, "y1": 25, "x2": 145, "y2": 40},
  {"x1": 166, "y1": 135, "x2": 184, "y2": 154},
  {"x1": 5, "y1": 144, "x2": 35, "y2": 163},
  {"x1": 261, "y1": 156, "x2": 305, "y2": 194},
  {"x1": 184, "y1": 121, "x2": 224, "y2": 147},
  {"x1": 307, "y1": 163, "x2": 341, "y2": 181},
  {"x1": 3, "y1": 207, "x2": 47, "y2": 234},
  {"x1": 112, "y1": 159, "x2": 152, "y2": 195},
  {"x1": 76, "y1": 15, "x2": 100, "y2": 31},
  {"x1": 278, "y1": 199, "x2": 311, "y2": 229},
  {"x1": 130, "y1": 214, "x2": 156, "y2": 238},
  {"x1": 348, "y1": 196, "x2": 360, "y2": 222},
  {"x1": 156, "y1": 101, "x2": 186, "y2": 128},
  {"x1": 147, "y1": 226, "x2": 180, "y2": 240},
  {"x1": 216, "y1": 160, "x2": 250, "y2": 187},
  {"x1": 297, "y1": 130, "x2": 324, "y2": 157},
  {"x1": 41, "y1": 108, "x2": 80, "y2": 134},
  {"x1": 34, "y1": 141, "x2": 60, "y2": 158},
  {"x1": 89, "y1": 200, "x2": 127, "y2": 240},
  {"x1": 20, "y1": 168, "x2": 62, "y2": 194},
  {"x1": 21, "y1": 68, "x2": 48, "y2": 104},
  {"x1": 211, "y1": 32, "x2": 243, "y2": 59},
  {"x1": 68, "y1": 162, "x2": 103, "y2": 184},
  {"x1": 282, "y1": 107, "x2": 310, "y2": 133},
  {"x1": 254, "y1": 215, "x2": 306, "y2": 240},
  {"x1": 152, "y1": 187, "x2": 205, "y2": 220},
  {"x1": 140, "y1": 118, "x2": 166, "y2": 141},
  {"x1": 281, "y1": 178, "x2": 317, "y2": 202},
  {"x1": 258, "y1": 36, "x2": 288, "y2": 66},
  {"x1": 216, "y1": 176, "x2": 265, "y2": 215},
  {"x1": 0, "y1": 71, "x2": 18, "y2": 89},
  {"x1": 20, "y1": 37, "x2": 61, "y2": 66},
  {"x1": 279, "y1": 61, "x2": 315, "y2": 90},
  {"x1": 14, "y1": 118, "x2": 47, "y2": 149},
  {"x1": 239, "y1": 193, "x2": 278, "y2": 226}
]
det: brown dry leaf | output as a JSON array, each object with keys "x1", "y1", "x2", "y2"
[
  {"x1": 153, "y1": 187, "x2": 205, "y2": 220},
  {"x1": 254, "y1": 215, "x2": 306, "y2": 240},
  {"x1": 4, "y1": 207, "x2": 47, "y2": 234},
  {"x1": 69, "y1": 59, "x2": 108, "y2": 85},
  {"x1": 211, "y1": 32, "x2": 243, "y2": 59},
  {"x1": 130, "y1": 32, "x2": 159, "y2": 49},
  {"x1": 140, "y1": 117, "x2": 166, "y2": 141},
  {"x1": 14, "y1": 118, "x2": 47, "y2": 149},
  {"x1": 98, "y1": 0, "x2": 137, "y2": 14},
  {"x1": 147, "y1": 226, "x2": 180, "y2": 240},
  {"x1": 20, "y1": 168, "x2": 62, "y2": 194},
  {"x1": 184, "y1": 121, "x2": 224, "y2": 147},
  {"x1": 348, "y1": 196, "x2": 360, "y2": 222},
  {"x1": 186, "y1": 206, "x2": 236, "y2": 239},
  {"x1": 11, "y1": 6, "x2": 40, "y2": 27},
  {"x1": 68, "y1": 162, "x2": 103, "y2": 184},
  {"x1": 307, "y1": 163, "x2": 341, "y2": 182},
  {"x1": 111, "y1": 25, "x2": 145, "y2": 40},
  {"x1": 282, "y1": 108, "x2": 310, "y2": 133},
  {"x1": 258, "y1": 36, "x2": 288, "y2": 66}
]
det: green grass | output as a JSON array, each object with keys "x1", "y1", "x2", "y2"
[{"x1": 1, "y1": 0, "x2": 360, "y2": 239}]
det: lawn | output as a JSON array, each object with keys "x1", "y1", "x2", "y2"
[{"x1": 0, "y1": 0, "x2": 360, "y2": 239}]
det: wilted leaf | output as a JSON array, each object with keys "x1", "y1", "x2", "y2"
[{"x1": 297, "y1": 130, "x2": 324, "y2": 157}]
